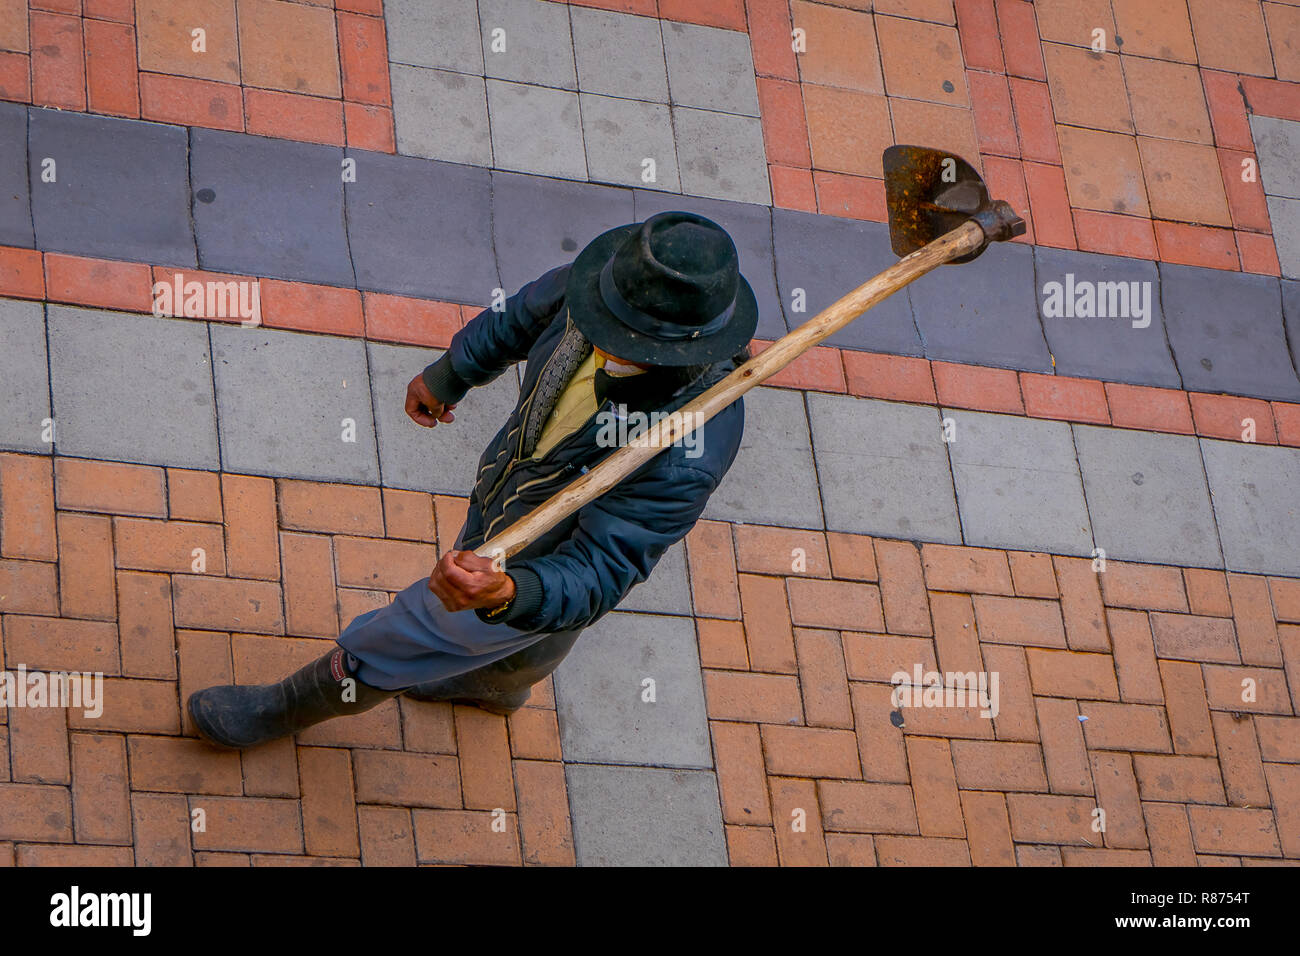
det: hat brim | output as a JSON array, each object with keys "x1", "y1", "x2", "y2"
[{"x1": 564, "y1": 222, "x2": 759, "y2": 367}]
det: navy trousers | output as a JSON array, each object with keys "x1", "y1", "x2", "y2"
[{"x1": 336, "y1": 577, "x2": 583, "y2": 693}]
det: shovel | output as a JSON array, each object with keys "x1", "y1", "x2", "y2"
[{"x1": 473, "y1": 146, "x2": 1026, "y2": 563}]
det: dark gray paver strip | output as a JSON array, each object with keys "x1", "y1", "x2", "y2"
[
  {"x1": 211, "y1": 325, "x2": 378, "y2": 483},
  {"x1": 389, "y1": 64, "x2": 493, "y2": 167},
  {"x1": 704, "y1": 385, "x2": 824, "y2": 530},
  {"x1": 809, "y1": 392, "x2": 962, "y2": 543},
  {"x1": 367, "y1": 341, "x2": 519, "y2": 495},
  {"x1": 0, "y1": 299, "x2": 51, "y2": 455},
  {"x1": 944, "y1": 409, "x2": 1093, "y2": 556},
  {"x1": 0, "y1": 102, "x2": 32, "y2": 248},
  {"x1": 479, "y1": 0, "x2": 578, "y2": 90},
  {"x1": 491, "y1": 170, "x2": 632, "y2": 294},
  {"x1": 47, "y1": 305, "x2": 218, "y2": 469},
  {"x1": 29, "y1": 108, "x2": 193, "y2": 266},
  {"x1": 1200, "y1": 438, "x2": 1300, "y2": 576},
  {"x1": 570, "y1": 6, "x2": 669, "y2": 102},
  {"x1": 190, "y1": 128, "x2": 352, "y2": 286},
  {"x1": 909, "y1": 241, "x2": 1053, "y2": 372},
  {"x1": 554, "y1": 611, "x2": 712, "y2": 768},
  {"x1": 634, "y1": 188, "x2": 784, "y2": 341},
  {"x1": 1159, "y1": 264, "x2": 1300, "y2": 400},
  {"x1": 1072, "y1": 424, "x2": 1222, "y2": 569},
  {"x1": 1034, "y1": 246, "x2": 1180, "y2": 387},
  {"x1": 772, "y1": 207, "x2": 922, "y2": 353},
  {"x1": 6, "y1": 108, "x2": 1300, "y2": 404},
  {"x1": 346, "y1": 150, "x2": 498, "y2": 302},
  {"x1": 564, "y1": 763, "x2": 727, "y2": 866}
]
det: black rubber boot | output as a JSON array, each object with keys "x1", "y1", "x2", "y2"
[
  {"x1": 404, "y1": 629, "x2": 582, "y2": 715},
  {"x1": 188, "y1": 648, "x2": 399, "y2": 749},
  {"x1": 404, "y1": 681, "x2": 530, "y2": 716}
]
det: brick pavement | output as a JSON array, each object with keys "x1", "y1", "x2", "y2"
[
  {"x1": 0, "y1": 0, "x2": 395, "y2": 151},
  {"x1": 2, "y1": 0, "x2": 1299, "y2": 272},
  {"x1": 1, "y1": 452, "x2": 1297, "y2": 865},
  {"x1": 0, "y1": 0, "x2": 1299, "y2": 866},
  {"x1": 0, "y1": 454, "x2": 574, "y2": 866}
]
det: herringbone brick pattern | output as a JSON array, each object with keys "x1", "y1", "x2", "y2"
[
  {"x1": 0, "y1": 452, "x2": 573, "y2": 866},
  {"x1": 3, "y1": 449, "x2": 1295, "y2": 865},
  {"x1": 684, "y1": 519, "x2": 1300, "y2": 866}
]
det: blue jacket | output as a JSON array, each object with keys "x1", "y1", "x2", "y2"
[{"x1": 421, "y1": 264, "x2": 747, "y2": 633}]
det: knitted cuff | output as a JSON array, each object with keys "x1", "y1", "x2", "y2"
[
  {"x1": 422, "y1": 353, "x2": 471, "y2": 405},
  {"x1": 475, "y1": 567, "x2": 545, "y2": 627}
]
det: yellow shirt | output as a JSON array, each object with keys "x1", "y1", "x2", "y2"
[
  {"x1": 532, "y1": 352, "x2": 602, "y2": 460},
  {"x1": 531, "y1": 353, "x2": 644, "y2": 459}
]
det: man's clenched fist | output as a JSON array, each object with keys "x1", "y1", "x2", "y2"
[
  {"x1": 406, "y1": 373, "x2": 456, "y2": 428},
  {"x1": 428, "y1": 550, "x2": 516, "y2": 613}
]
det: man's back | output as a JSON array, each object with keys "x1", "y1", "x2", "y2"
[{"x1": 434, "y1": 263, "x2": 748, "y2": 634}]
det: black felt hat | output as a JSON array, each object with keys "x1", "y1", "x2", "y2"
[{"x1": 565, "y1": 211, "x2": 759, "y2": 367}]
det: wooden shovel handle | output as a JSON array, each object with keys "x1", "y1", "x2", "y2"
[{"x1": 474, "y1": 218, "x2": 986, "y2": 562}]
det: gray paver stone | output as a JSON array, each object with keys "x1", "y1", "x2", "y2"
[
  {"x1": 554, "y1": 611, "x2": 711, "y2": 768},
  {"x1": 211, "y1": 325, "x2": 378, "y2": 482},
  {"x1": 809, "y1": 392, "x2": 962, "y2": 543},
  {"x1": 1072, "y1": 424, "x2": 1222, "y2": 568},
  {"x1": 565, "y1": 763, "x2": 727, "y2": 866},
  {"x1": 47, "y1": 306, "x2": 218, "y2": 468}
]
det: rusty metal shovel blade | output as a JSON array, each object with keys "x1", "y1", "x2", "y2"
[{"x1": 883, "y1": 144, "x2": 1026, "y2": 264}]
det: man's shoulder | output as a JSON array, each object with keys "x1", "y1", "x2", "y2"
[
  {"x1": 642, "y1": 396, "x2": 744, "y2": 487},
  {"x1": 520, "y1": 263, "x2": 574, "y2": 317}
]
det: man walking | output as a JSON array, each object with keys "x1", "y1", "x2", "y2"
[{"x1": 189, "y1": 211, "x2": 758, "y2": 749}]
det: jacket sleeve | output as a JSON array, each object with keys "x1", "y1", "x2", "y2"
[
  {"x1": 422, "y1": 264, "x2": 572, "y2": 405},
  {"x1": 494, "y1": 461, "x2": 718, "y2": 632}
]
